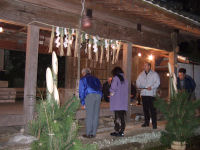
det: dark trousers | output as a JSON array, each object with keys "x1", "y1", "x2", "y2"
[
  {"x1": 114, "y1": 110, "x2": 126, "y2": 133},
  {"x1": 141, "y1": 96, "x2": 157, "y2": 127}
]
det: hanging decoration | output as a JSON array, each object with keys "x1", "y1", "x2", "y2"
[
  {"x1": 60, "y1": 27, "x2": 64, "y2": 56},
  {"x1": 74, "y1": 29, "x2": 80, "y2": 57},
  {"x1": 67, "y1": 29, "x2": 72, "y2": 56},
  {"x1": 93, "y1": 36, "x2": 98, "y2": 62},
  {"x1": 55, "y1": 27, "x2": 61, "y2": 48},
  {"x1": 100, "y1": 45, "x2": 104, "y2": 64},
  {"x1": 63, "y1": 28, "x2": 68, "y2": 48},
  {"x1": 105, "y1": 39, "x2": 110, "y2": 62},
  {"x1": 115, "y1": 41, "x2": 121, "y2": 63},
  {"x1": 49, "y1": 26, "x2": 55, "y2": 53},
  {"x1": 47, "y1": 23, "x2": 123, "y2": 64},
  {"x1": 111, "y1": 41, "x2": 117, "y2": 64},
  {"x1": 84, "y1": 34, "x2": 89, "y2": 54},
  {"x1": 80, "y1": 32, "x2": 85, "y2": 49},
  {"x1": 88, "y1": 37, "x2": 92, "y2": 60}
]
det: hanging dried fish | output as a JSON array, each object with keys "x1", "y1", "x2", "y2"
[
  {"x1": 49, "y1": 26, "x2": 55, "y2": 53},
  {"x1": 74, "y1": 29, "x2": 81, "y2": 58},
  {"x1": 105, "y1": 40, "x2": 110, "y2": 62},
  {"x1": 115, "y1": 41, "x2": 121, "y2": 63},
  {"x1": 88, "y1": 39, "x2": 92, "y2": 60},
  {"x1": 100, "y1": 45, "x2": 104, "y2": 64},
  {"x1": 112, "y1": 44, "x2": 116, "y2": 64},
  {"x1": 60, "y1": 27, "x2": 64, "y2": 56},
  {"x1": 55, "y1": 27, "x2": 61, "y2": 48},
  {"x1": 67, "y1": 29, "x2": 72, "y2": 56},
  {"x1": 95, "y1": 47, "x2": 98, "y2": 62}
]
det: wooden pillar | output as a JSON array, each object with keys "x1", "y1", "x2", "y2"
[
  {"x1": 171, "y1": 30, "x2": 178, "y2": 76},
  {"x1": 76, "y1": 30, "x2": 81, "y2": 95},
  {"x1": 122, "y1": 43, "x2": 132, "y2": 121},
  {"x1": 23, "y1": 25, "x2": 39, "y2": 131},
  {"x1": 0, "y1": 49, "x2": 4, "y2": 71},
  {"x1": 168, "y1": 30, "x2": 178, "y2": 99}
]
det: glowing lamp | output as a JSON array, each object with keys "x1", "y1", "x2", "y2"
[
  {"x1": 148, "y1": 54, "x2": 153, "y2": 60},
  {"x1": 82, "y1": 16, "x2": 92, "y2": 28},
  {"x1": 0, "y1": 27, "x2": 3, "y2": 33},
  {"x1": 166, "y1": 73, "x2": 170, "y2": 77}
]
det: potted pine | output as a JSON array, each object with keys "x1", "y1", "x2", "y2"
[{"x1": 155, "y1": 92, "x2": 200, "y2": 150}]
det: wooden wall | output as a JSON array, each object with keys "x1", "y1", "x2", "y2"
[{"x1": 65, "y1": 56, "x2": 122, "y2": 89}]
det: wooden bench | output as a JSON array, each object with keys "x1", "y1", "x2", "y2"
[
  {"x1": 0, "y1": 81, "x2": 8, "y2": 88},
  {"x1": 0, "y1": 88, "x2": 16, "y2": 103},
  {"x1": 14, "y1": 88, "x2": 46, "y2": 99},
  {"x1": 0, "y1": 88, "x2": 46, "y2": 103}
]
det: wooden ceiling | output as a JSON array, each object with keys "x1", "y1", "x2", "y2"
[{"x1": 0, "y1": 0, "x2": 199, "y2": 53}]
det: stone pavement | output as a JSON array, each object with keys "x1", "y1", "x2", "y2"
[
  {"x1": 0, "y1": 118, "x2": 166, "y2": 150},
  {"x1": 0, "y1": 101, "x2": 167, "y2": 150},
  {"x1": 78, "y1": 120, "x2": 166, "y2": 150}
]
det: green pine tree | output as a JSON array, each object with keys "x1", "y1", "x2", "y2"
[
  {"x1": 29, "y1": 95, "x2": 97, "y2": 150},
  {"x1": 155, "y1": 92, "x2": 200, "y2": 147}
]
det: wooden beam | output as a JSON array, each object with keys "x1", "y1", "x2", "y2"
[
  {"x1": 23, "y1": 25, "x2": 39, "y2": 131},
  {"x1": 122, "y1": 43, "x2": 132, "y2": 121},
  {"x1": 0, "y1": 0, "x2": 174, "y2": 51},
  {"x1": 0, "y1": 40, "x2": 26, "y2": 52}
]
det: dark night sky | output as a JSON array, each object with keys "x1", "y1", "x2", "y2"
[{"x1": 152, "y1": 0, "x2": 200, "y2": 16}]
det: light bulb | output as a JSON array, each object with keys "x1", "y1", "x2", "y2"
[
  {"x1": 0, "y1": 27, "x2": 3, "y2": 33},
  {"x1": 148, "y1": 54, "x2": 153, "y2": 60},
  {"x1": 166, "y1": 73, "x2": 170, "y2": 77},
  {"x1": 138, "y1": 53, "x2": 141, "y2": 57}
]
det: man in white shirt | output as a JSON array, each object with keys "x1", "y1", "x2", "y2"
[{"x1": 136, "y1": 62, "x2": 160, "y2": 129}]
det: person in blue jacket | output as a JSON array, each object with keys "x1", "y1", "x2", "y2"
[
  {"x1": 177, "y1": 68, "x2": 196, "y2": 100},
  {"x1": 79, "y1": 68, "x2": 102, "y2": 138}
]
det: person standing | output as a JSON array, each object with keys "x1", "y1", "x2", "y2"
[
  {"x1": 102, "y1": 77, "x2": 112, "y2": 102},
  {"x1": 109, "y1": 67, "x2": 128, "y2": 137},
  {"x1": 136, "y1": 62, "x2": 160, "y2": 129},
  {"x1": 177, "y1": 68, "x2": 196, "y2": 100},
  {"x1": 79, "y1": 68, "x2": 102, "y2": 138}
]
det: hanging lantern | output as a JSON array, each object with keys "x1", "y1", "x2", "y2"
[
  {"x1": 82, "y1": 16, "x2": 91, "y2": 28},
  {"x1": 82, "y1": 9, "x2": 92, "y2": 28}
]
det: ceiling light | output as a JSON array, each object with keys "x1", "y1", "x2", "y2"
[
  {"x1": 0, "y1": 27, "x2": 3, "y2": 33},
  {"x1": 148, "y1": 54, "x2": 153, "y2": 60}
]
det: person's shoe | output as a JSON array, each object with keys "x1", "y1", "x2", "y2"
[
  {"x1": 153, "y1": 126, "x2": 157, "y2": 129},
  {"x1": 89, "y1": 135, "x2": 95, "y2": 138},
  {"x1": 141, "y1": 123, "x2": 149, "y2": 127},
  {"x1": 117, "y1": 132, "x2": 124, "y2": 137},
  {"x1": 82, "y1": 134, "x2": 93, "y2": 138},
  {"x1": 110, "y1": 132, "x2": 119, "y2": 136}
]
